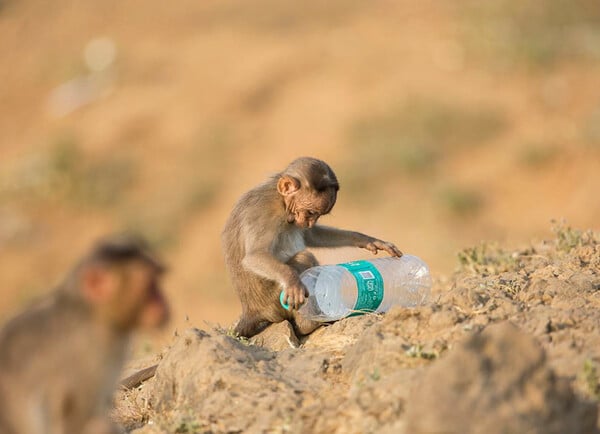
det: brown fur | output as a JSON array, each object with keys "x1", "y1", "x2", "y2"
[
  {"x1": 0, "y1": 235, "x2": 169, "y2": 434},
  {"x1": 222, "y1": 157, "x2": 402, "y2": 338}
]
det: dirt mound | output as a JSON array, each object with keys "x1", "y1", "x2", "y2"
[
  {"x1": 133, "y1": 328, "x2": 314, "y2": 433},
  {"x1": 405, "y1": 322, "x2": 597, "y2": 434},
  {"x1": 115, "y1": 226, "x2": 600, "y2": 433}
]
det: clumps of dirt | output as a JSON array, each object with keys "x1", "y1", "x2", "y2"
[
  {"x1": 121, "y1": 328, "x2": 325, "y2": 433},
  {"x1": 448, "y1": 223, "x2": 600, "y2": 380},
  {"x1": 405, "y1": 322, "x2": 597, "y2": 434},
  {"x1": 114, "y1": 224, "x2": 600, "y2": 433}
]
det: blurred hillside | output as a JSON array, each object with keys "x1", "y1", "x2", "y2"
[{"x1": 1, "y1": 0, "x2": 599, "y2": 339}]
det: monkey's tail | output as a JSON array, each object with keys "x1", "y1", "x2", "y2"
[{"x1": 119, "y1": 364, "x2": 158, "y2": 389}]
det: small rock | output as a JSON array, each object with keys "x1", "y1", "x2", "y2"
[{"x1": 250, "y1": 320, "x2": 299, "y2": 351}]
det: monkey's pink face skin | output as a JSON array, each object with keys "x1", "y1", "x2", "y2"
[
  {"x1": 128, "y1": 266, "x2": 170, "y2": 329},
  {"x1": 86, "y1": 261, "x2": 170, "y2": 330}
]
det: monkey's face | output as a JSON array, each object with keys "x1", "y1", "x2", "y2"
[
  {"x1": 82, "y1": 260, "x2": 169, "y2": 330},
  {"x1": 120, "y1": 262, "x2": 170, "y2": 329},
  {"x1": 129, "y1": 266, "x2": 169, "y2": 327},
  {"x1": 277, "y1": 164, "x2": 339, "y2": 229},
  {"x1": 285, "y1": 186, "x2": 337, "y2": 229},
  {"x1": 299, "y1": 189, "x2": 336, "y2": 227}
]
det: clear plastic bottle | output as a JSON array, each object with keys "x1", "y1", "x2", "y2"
[{"x1": 280, "y1": 255, "x2": 431, "y2": 321}]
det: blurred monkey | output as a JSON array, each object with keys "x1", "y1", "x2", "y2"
[
  {"x1": 222, "y1": 157, "x2": 402, "y2": 338},
  {"x1": 0, "y1": 235, "x2": 169, "y2": 434}
]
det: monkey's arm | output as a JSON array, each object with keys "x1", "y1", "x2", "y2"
[
  {"x1": 305, "y1": 225, "x2": 402, "y2": 257},
  {"x1": 242, "y1": 250, "x2": 299, "y2": 287},
  {"x1": 241, "y1": 222, "x2": 309, "y2": 310},
  {"x1": 242, "y1": 251, "x2": 308, "y2": 310}
]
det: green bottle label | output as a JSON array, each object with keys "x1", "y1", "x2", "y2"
[{"x1": 339, "y1": 260, "x2": 384, "y2": 316}]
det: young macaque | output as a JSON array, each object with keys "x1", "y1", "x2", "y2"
[
  {"x1": 0, "y1": 235, "x2": 169, "y2": 434},
  {"x1": 222, "y1": 157, "x2": 402, "y2": 338}
]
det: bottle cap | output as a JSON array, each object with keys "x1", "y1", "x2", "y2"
[{"x1": 279, "y1": 291, "x2": 290, "y2": 311}]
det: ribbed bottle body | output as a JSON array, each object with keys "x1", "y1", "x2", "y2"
[{"x1": 297, "y1": 255, "x2": 431, "y2": 322}]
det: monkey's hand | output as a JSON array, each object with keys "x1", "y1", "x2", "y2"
[
  {"x1": 282, "y1": 279, "x2": 309, "y2": 310},
  {"x1": 361, "y1": 238, "x2": 403, "y2": 257}
]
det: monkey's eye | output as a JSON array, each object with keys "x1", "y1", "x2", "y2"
[{"x1": 307, "y1": 211, "x2": 318, "y2": 217}]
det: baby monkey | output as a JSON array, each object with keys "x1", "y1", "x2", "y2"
[
  {"x1": 0, "y1": 235, "x2": 169, "y2": 434},
  {"x1": 222, "y1": 157, "x2": 402, "y2": 338}
]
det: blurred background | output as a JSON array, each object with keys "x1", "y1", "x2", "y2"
[{"x1": 1, "y1": 0, "x2": 599, "y2": 345}]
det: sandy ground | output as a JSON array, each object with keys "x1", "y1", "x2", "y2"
[{"x1": 114, "y1": 225, "x2": 600, "y2": 433}]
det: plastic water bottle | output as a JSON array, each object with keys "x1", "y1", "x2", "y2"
[{"x1": 280, "y1": 255, "x2": 431, "y2": 321}]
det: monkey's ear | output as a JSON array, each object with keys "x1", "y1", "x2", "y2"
[
  {"x1": 80, "y1": 265, "x2": 116, "y2": 303},
  {"x1": 277, "y1": 176, "x2": 300, "y2": 196}
]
